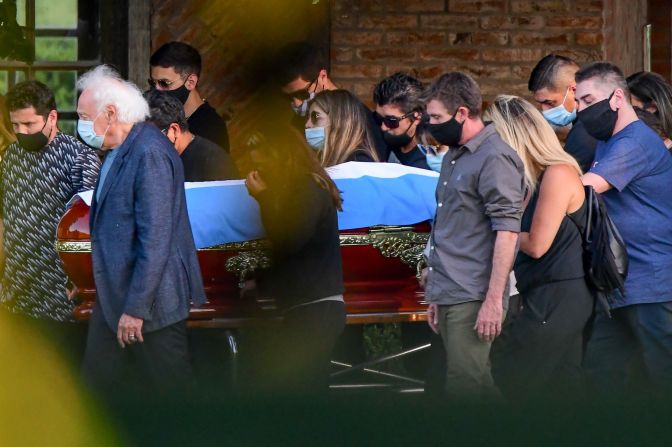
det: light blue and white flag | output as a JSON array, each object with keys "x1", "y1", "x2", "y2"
[{"x1": 73, "y1": 162, "x2": 439, "y2": 248}]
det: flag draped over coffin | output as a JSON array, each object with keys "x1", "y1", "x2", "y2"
[{"x1": 74, "y1": 162, "x2": 440, "y2": 249}]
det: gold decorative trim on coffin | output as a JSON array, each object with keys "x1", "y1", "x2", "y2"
[{"x1": 55, "y1": 225, "x2": 430, "y2": 283}]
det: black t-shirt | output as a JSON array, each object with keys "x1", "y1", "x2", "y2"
[
  {"x1": 565, "y1": 119, "x2": 598, "y2": 173},
  {"x1": 392, "y1": 145, "x2": 430, "y2": 170},
  {"x1": 181, "y1": 135, "x2": 238, "y2": 182},
  {"x1": 187, "y1": 102, "x2": 230, "y2": 152}
]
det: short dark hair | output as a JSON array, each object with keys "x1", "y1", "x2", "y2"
[
  {"x1": 274, "y1": 41, "x2": 324, "y2": 87},
  {"x1": 6, "y1": 80, "x2": 57, "y2": 118},
  {"x1": 144, "y1": 89, "x2": 188, "y2": 131},
  {"x1": 150, "y1": 41, "x2": 202, "y2": 77},
  {"x1": 575, "y1": 61, "x2": 628, "y2": 94},
  {"x1": 373, "y1": 72, "x2": 424, "y2": 114},
  {"x1": 423, "y1": 72, "x2": 482, "y2": 117},
  {"x1": 528, "y1": 54, "x2": 579, "y2": 92}
]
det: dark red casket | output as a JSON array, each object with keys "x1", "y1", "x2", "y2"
[{"x1": 56, "y1": 197, "x2": 429, "y2": 327}]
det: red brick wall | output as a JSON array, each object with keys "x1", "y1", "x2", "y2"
[{"x1": 331, "y1": 0, "x2": 605, "y2": 106}]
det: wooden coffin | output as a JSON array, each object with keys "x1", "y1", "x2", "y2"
[{"x1": 56, "y1": 197, "x2": 430, "y2": 327}]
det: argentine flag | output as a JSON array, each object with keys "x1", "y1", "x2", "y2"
[{"x1": 75, "y1": 163, "x2": 440, "y2": 248}]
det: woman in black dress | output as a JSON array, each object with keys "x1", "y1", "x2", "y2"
[
  {"x1": 486, "y1": 95, "x2": 594, "y2": 399},
  {"x1": 244, "y1": 119, "x2": 345, "y2": 393}
]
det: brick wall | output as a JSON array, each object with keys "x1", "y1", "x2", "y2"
[
  {"x1": 331, "y1": 0, "x2": 605, "y2": 106},
  {"x1": 150, "y1": 0, "x2": 329, "y2": 118}
]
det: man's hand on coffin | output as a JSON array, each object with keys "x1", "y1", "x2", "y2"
[
  {"x1": 418, "y1": 267, "x2": 428, "y2": 289},
  {"x1": 117, "y1": 313, "x2": 144, "y2": 348},
  {"x1": 245, "y1": 170, "x2": 267, "y2": 196}
]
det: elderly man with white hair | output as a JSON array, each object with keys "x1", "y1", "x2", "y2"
[{"x1": 78, "y1": 65, "x2": 205, "y2": 394}]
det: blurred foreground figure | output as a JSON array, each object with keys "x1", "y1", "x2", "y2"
[
  {"x1": 0, "y1": 311, "x2": 119, "y2": 446},
  {"x1": 486, "y1": 96, "x2": 593, "y2": 399},
  {"x1": 244, "y1": 113, "x2": 345, "y2": 393},
  {"x1": 77, "y1": 65, "x2": 205, "y2": 396},
  {"x1": 577, "y1": 62, "x2": 672, "y2": 396}
]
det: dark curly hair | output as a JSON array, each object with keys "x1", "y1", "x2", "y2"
[
  {"x1": 6, "y1": 80, "x2": 57, "y2": 118},
  {"x1": 144, "y1": 89, "x2": 189, "y2": 131},
  {"x1": 373, "y1": 72, "x2": 424, "y2": 114}
]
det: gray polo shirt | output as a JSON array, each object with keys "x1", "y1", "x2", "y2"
[{"x1": 424, "y1": 123, "x2": 524, "y2": 306}]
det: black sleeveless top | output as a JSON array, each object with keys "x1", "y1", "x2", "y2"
[{"x1": 514, "y1": 180, "x2": 587, "y2": 293}]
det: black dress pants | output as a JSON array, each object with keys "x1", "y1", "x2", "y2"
[
  {"x1": 271, "y1": 300, "x2": 346, "y2": 393},
  {"x1": 81, "y1": 305, "x2": 192, "y2": 399},
  {"x1": 491, "y1": 278, "x2": 594, "y2": 400}
]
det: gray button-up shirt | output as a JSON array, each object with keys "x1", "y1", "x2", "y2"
[{"x1": 425, "y1": 123, "x2": 524, "y2": 306}]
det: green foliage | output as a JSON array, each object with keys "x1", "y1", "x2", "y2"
[{"x1": 362, "y1": 323, "x2": 406, "y2": 374}]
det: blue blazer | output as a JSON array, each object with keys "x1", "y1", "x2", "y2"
[{"x1": 89, "y1": 123, "x2": 206, "y2": 333}]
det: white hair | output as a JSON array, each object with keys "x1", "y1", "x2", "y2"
[{"x1": 77, "y1": 65, "x2": 149, "y2": 124}]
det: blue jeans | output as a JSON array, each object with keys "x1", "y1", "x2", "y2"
[{"x1": 584, "y1": 301, "x2": 672, "y2": 396}]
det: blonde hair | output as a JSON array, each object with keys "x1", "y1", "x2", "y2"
[
  {"x1": 310, "y1": 89, "x2": 379, "y2": 167},
  {"x1": 484, "y1": 95, "x2": 581, "y2": 193}
]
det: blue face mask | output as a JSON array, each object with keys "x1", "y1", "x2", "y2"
[
  {"x1": 305, "y1": 126, "x2": 325, "y2": 150},
  {"x1": 542, "y1": 87, "x2": 577, "y2": 128},
  {"x1": 419, "y1": 144, "x2": 445, "y2": 172},
  {"x1": 77, "y1": 114, "x2": 107, "y2": 149}
]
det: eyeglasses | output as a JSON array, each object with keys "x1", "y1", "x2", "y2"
[
  {"x1": 148, "y1": 76, "x2": 187, "y2": 89},
  {"x1": 374, "y1": 111, "x2": 416, "y2": 129}
]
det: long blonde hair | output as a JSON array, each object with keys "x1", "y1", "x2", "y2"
[
  {"x1": 310, "y1": 89, "x2": 379, "y2": 167},
  {"x1": 484, "y1": 94, "x2": 581, "y2": 193}
]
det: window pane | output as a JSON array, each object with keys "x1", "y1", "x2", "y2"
[
  {"x1": 35, "y1": 37, "x2": 78, "y2": 62},
  {"x1": 58, "y1": 119, "x2": 76, "y2": 136},
  {"x1": 16, "y1": 0, "x2": 26, "y2": 26},
  {"x1": 34, "y1": 71, "x2": 76, "y2": 111},
  {"x1": 35, "y1": 0, "x2": 77, "y2": 29},
  {"x1": 0, "y1": 72, "x2": 7, "y2": 95}
]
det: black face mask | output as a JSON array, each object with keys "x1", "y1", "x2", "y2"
[
  {"x1": 16, "y1": 119, "x2": 50, "y2": 152},
  {"x1": 383, "y1": 121, "x2": 414, "y2": 148},
  {"x1": 577, "y1": 91, "x2": 618, "y2": 141},
  {"x1": 427, "y1": 110, "x2": 463, "y2": 147},
  {"x1": 165, "y1": 84, "x2": 190, "y2": 105}
]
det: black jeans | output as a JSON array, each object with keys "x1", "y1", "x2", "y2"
[
  {"x1": 81, "y1": 306, "x2": 193, "y2": 399},
  {"x1": 584, "y1": 300, "x2": 672, "y2": 397},
  {"x1": 491, "y1": 278, "x2": 594, "y2": 399}
]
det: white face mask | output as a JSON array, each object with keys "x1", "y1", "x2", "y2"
[{"x1": 291, "y1": 92, "x2": 316, "y2": 117}]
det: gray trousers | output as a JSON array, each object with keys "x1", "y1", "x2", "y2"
[{"x1": 438, "y1": 301, "x2": 500, "y2": 399}]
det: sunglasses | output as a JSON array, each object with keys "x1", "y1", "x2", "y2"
[
  {"x1": 374, "y1": 111, "x2": 416, "y2": 129},
  {"x1": 284, "y1": 78, "x2": 318, "y2": 102},
  {"x1": 148, "y1": 76, "x2": 187, "y2": 89}
]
